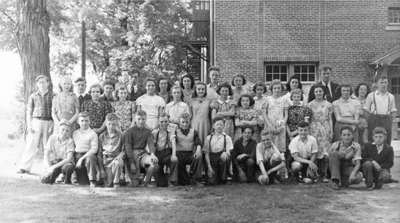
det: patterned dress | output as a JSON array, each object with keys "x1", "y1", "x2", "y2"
[
  {"x1": 265, "y1": 96, "x2": 289, "y2": 152},
  {"x1": 211, "y1": 98, "x2": 235, "y2": 139},
  {"x1": 111, "y1": 100, "x2": 135, "y2": 132},
  {"x1": 308, "y1": 100, "x2": 333, "y2": 158},
  {"x1": 234, "y1": 107, "x2": 258, "y2": 141},
  {"x1": 82, "y1": 100, "x2": 114, "y2": 129},
  {"x1": 190, "y1": 98, "x2": 211, "y2": 145},
  {"x1": 254, "y1": 96, "x2": 268, "y2": 140},
  {"x1": 182, "y1": 89, "x2": 194, "y2": 104},
  {"x1": 287, "y1": 105, "x2": 313, "y2": 132},
  {"x1": 52, "y1": 92, "x2": 79, "y2": 132}
]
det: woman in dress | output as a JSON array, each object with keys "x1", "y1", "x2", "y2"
[
  {"x1": 165, "y1": 86, "x2": 189, "y2": 126},
  {"x1": 286, "y1": 88, "x2": 313, "y2": 141},
  {"x1": 158, "y1": 77, "x2": 172, "y2": 104},
  {"x1": 180, "y1": 74, "x2": 195, "y2": 104},
  {"x1": 231, "y1": 74, "x2": 249, "y2": 103},
  {"x1": 211, "y1": 82, "x2": 235, "y2": 139},
  {"x1": 283, "y1": 75, "x2": 307, "y2": 105},
  {"x1": 52, "y1": 76, "x2": 79, "y2": 133},
  {"x1": 354, "y1": 83, "x2": 370, "y2": 144},
  {"x1": 264, "y1": 80, "x2": 289, "y2": 153},
  {"x1": 332, "y1": 84, "x2": 360, "y2": 142},
  {"x1": 308, "y1": 84, "x2": 333, "y2": 182},
  {"x1": 111, "y1": 85, "x2": 136, "y2": 132},
  {"x1": 234, "y1": 94, "x2": 258, "y2": 141},
  {"x1": 190, "y1": 82, "x2": 211, "y2": 144},
  {"x1": 253, "y1": 82, "x2": 268, "y2": 141}
]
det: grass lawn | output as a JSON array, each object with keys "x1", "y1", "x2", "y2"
[{"x1": 1, "y1": 138, "x2": 399, "y2": 223}]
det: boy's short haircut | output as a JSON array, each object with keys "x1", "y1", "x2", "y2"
[
  {"x1": 136, "y1": 110, "x2": 147, "y2": 117},
  {"x1": 208, "y1": 66, "x2": 220, "y2": 73},
  {"x1": 158, "y1": 112, "x2": 169, "y2": 120},
  {"x1": 105, "y1": 113, "x2": 119, "y2": 122},
  {"x1": 297, "y1": 121, "x2": 309, "y2": 128},
  {"x1": 319, "y1": 64, "x2": 333, "y2": 72},
  {"x1": 89, "y1": 84, "x2": 104, "y2": 94},
  {"x1": 75, "y1": 77, "x2": 86, "y2": 83},
  {"x1": 78, "y1": 112, "x2": 90, "y2": 119},
  {"x1": 241, "y1": 126, "x2": 254, "y2": 134},
  {"x1": 373, "y1": 126, "x2": 387, "y2": 136},
  {"x1": 35, "y1": 75, "x2": 49, "y2": 83},
  {"x1": 376, "y1": 75, "x2": 389, "y2": 81},
  {"x1": 102, "y1": 80, "x2": 115, "y2": 89},
  {"x1": 212, "y1": 116, "x2": 225, "y2": 125},
  {"x1": 260, "y1": 129, "x2": 272, "y2": 137},
  {"x1": 58, "y1": 119, "x2": 71, "y2": 128},
  {"x1": 146, "y1": 78, "x2": 157, "y2": 86},
  {"x1": 340, "y1": 125, "x2": 354, "y2": 134},
  {"x1": 180, "y1": 112, "x2": 191, "y2": 121}
]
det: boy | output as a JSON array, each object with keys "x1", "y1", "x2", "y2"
[
  {"x1": 124, "y1": 110, "x2": 159, "y2": 187},
  {"x1": 41, "y1": 120, "x2": 75, "y2": 184},
  {"x1": 73, "y1": 112, "x2": 99, "y2": 187},
  {"x1": 98, "y1": 113, "x2": 125, "y2": 188},
  {"x1": 362, "y1": 127, "x2": 394, "y2": 190},
  {"x1": 232, "y1": 126, "x2": 257, "y2": 183},
  {"x1": 329, "y1": 126, "x2": 362, "y2": 190},
  {"x1": 289, "y1": 121, "x2": 319, "y2": 183},
  {"x1": 364, "y1": 75, "x2": 397, "y2": 144},
  {"x1": 206, "y1": 66, "x2": 220, "y2": 100},
  {"x1": 18, "y1": 75, "x2": 54, "y2": 174},
  {"x1": 256, "y1": 130, "x2": 286, "y2": 185},
  {"x1": 204, "y1": 117, "x2": 234, "y2": 185},
  {"x1": 171, "y1": 113, "x2": 203, "y2": 186},
  {"x1": 100, "y1": 80, "x2": 116, "y2": 102},
  {"x1": 74, "y1": 77, "x2": 91, "y2": 111},
  {"x1": 153, "y1": 113, "x2": 177, "y2": 187}
]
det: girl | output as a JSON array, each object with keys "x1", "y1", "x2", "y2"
[
  {"x1": 234, "y1": 94, "x2": 258, "y2": 141},
  {"x1": 253, "y1": 82, "x2": 268, "y2": 141},
  {"x1": 180, "y1": 74, "x2": 195, "y2": 104},
  {"x1": 211, "y1": 82, "x2": 235, "y2": 139},
  {"x1": 332, "y1": 85, "x2": 360, "y2": 142},
  {"x1": 190, "y1": 82, "x2": 211, "y2": 144},
  {"x1": 286, "y1": 89, "x2": 313, "y2": 140},
  {"x1": 111, "y1": 85, "x2": 136, "y2": 132},
  {"x1": 52, "y1": 76, "x2": 80, "y2": 133},
  {"x1": 231, "y1": 74, "x2": 249, "y2": 103},
  {"x1": 158, "y1": 77, "x2": 172, "y2": 104},
  {"x1": 308, "y1": 84, "x2": 333, "y2": 182},
  {"x1": 264, "y1": 80, "x2": 288, "y2": 153},
  {"x1": 283, "y1": 75, "x2": 307, "y2": 105},
  {"x1": 355, "y1": 83, "x2": 370, "y2": 144},
  {"x1": 165, "y1": 86, "x2": 190, "y2": 126}
]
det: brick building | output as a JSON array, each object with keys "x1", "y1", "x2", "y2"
[{"x1": 188, "y1": 0, "x2": 400, "y2": 106}]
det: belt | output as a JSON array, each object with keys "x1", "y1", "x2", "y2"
[{"x1": 33, "y1": 117, "x2": 53, "y2": 121}]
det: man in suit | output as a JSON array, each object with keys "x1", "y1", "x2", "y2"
[
  {"x1": 129, "y1": 72, "x2": 146, "y2": 101},
  {"x1": 75, "y1": 77, "x2": 91, "y2": 111},
  {"x1": 308, "y1": 64, "x2": 340, "y2": 103}
]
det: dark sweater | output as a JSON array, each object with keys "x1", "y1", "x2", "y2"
[
  {"x1": 232, "y1": 137, "x2": 257, "y2": 160},
  {"x1": 362, "y1": 143, "x2": 394, "y2": 169},
  {"x1": 124, "y1": 126, "x2": 154, "y2": 161}
]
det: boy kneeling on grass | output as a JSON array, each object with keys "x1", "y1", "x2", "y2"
[
  {"x1": 204, "y1": 117, "x2": 234, "y2": 185},
  {"x1": 124, "y1": 110, "x2": 159, "y2": 187},
  {"x1": 288, "y1": 121, "x2": 319, "y2": 184},
  {"x1": 73, "y1": 112, "x2": 99, "y2": 188},
  {"x1": 41, "y1": 120, "x2": 75, "y2": 184},
  {"x1": 232, "y1": 126, "x2": 257, "y2": 183},
  {"x1": 98, "y1": 113, "x2": 125, "y2": 188},
  {"x1": 256, "y1": 130, "x2": 286, "y2": 185},
  {"x1": 362, "y1": 127, "x2": 395, "y2": 190},
  {"x1": 171, "y1": 113, "x2": 203, "y2": 186}
]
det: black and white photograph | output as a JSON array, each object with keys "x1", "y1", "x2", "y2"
[{"x1": 0, "y1": 0, "x2": 399, "y2": 222}]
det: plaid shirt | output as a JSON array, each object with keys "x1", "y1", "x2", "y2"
[{"x1": 28, "y1": 91, "x2": 53, "y2": 119}]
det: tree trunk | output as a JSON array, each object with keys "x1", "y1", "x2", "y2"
[{"x1": 17, "y1": 0, "x2": 51, "y2": 103}]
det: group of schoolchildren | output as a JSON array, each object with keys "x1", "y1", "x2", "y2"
[{"x1": 17, "y1": 65, "x2": 397, "y2": 190}]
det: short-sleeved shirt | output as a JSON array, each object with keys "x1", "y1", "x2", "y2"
[
  {"x1": 329, "y1": 141, "x2": 361, "y2": 164},
  {"x1": 203, "y1": 133, "x2": 233, "y2": 153},
  {"x1": 28, "y1": 91, "x2": 53, "y2": 119},
  {"x1": 256, "y1": 142, "x2": 284, "y2": 165},
  {"x1": 99, "y1": 130, "x2": 123, "y2": 158},
  {"x1": 364, "y1": 91, "x2": 397, "y2": 115},
  {"x1": 73, "y1": 128, "x2": 98, "y2": 154},
  {"x1": 165, "y1": 101, "x2": 190, "y2": 124},
  {"x1": 289, "y1": 135, "x2": 318, "y2": 159},
  {"x1": 136, "y1": 94, "x2": 166, "y2": 129},
  {"x1": 332, "y1": 98, "x2": 360, "y2": 118},
  {"x1": 82, "y1": 100, "x2": 114, "y2": 129},
  {"x1": 45, "y1": 135, "x2": 74, "y2": 162}
]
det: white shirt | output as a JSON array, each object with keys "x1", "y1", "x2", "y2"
[
  {"x1": 289, "y1": 135, "x2": 318, "y2": 159},
  {"x1": 364, "y1": 91, "x2": 397, "y2": 115},
  {"x1": 45, "y1": 135, "x2": 74, "y2": 162},
  {"x1": 203, "y1": 133, "x2": 233, "y2": 153},
  {"x1": 136, "y1": 94, "x2": 166, "y2": 129},
  {"x1": 256, "y1": 142, "x2": 284, "y2": 165},
  {"x1": 282, "y1": 92, "x2": 307, "y2": 106},
  {"x1": 165, "y1": 101, "x2": 190, "y2": 124},
  {"x1": 73, "y1": 128, "x2": 98, "y2": 154}
]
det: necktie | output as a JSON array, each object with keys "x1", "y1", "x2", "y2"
[{"x1": 79, "y1": 95, "x2": 84, "y2": 105}]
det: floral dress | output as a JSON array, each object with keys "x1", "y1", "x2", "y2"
[
  {"x1": 287, "y1": 105, "x2": 313, "y2": 133},
  {"x1": 308, "y1": 100, "x2": 333, "y2": 158},
  {"x1": 111, "y1": 100, "x2": 135, "y2": 132},
  {"x1": 234, "y1": 107, "x2": 258, "y2": 141},
  {"x1": 82, "y1": 100, "x2": 114, "y2": 129},
  {"x1": 211, "y1": 98, "x2": 235, "y2": 139},
  {"x1": 265, "y1": 96, "x2": 289, "y2": 152},
  {"x1": 182, "y1": 89, "x2": 194, "y2": 104},
  {"x1": 190, "y1": 98, "x2": 211, "y2": 145}
]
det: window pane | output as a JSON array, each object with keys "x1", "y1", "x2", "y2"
[
  {"x1": 309, "y1": 66, "x2": 315, "y2": 73},
  {"x1": 266, "y1": 74, "x2": 272, "y2": 82},
  {"x1": 273, "y1": 66, "x2": 279, "y2": 73},
  {"x1": 294, "y1": 66, "x2": 300, "y2": 73},
  {"x1": 301, "y1": 66, "x2": 307, "y2": 73},
  {"x1": 273, "y1": 74, "x2": 280, "y2": 80},
  {"x1": 281, "y1": 65, "x2": 287, "y2": 73},
  {"x1": 309, "y1": 73, "x2": 315, "y2": 81},
  {"x1": 301, "y1": 73, "x2": 308, "y2": 81},
  {"x1": 266, "y1": 66, "x2": 272, "y2": 73},
  {"x1": 281, "y1": 74, "x2": 287, "y2": 82}
]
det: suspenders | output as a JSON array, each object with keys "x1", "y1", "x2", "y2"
[
  {"x1": 372, "y1": 92, "x2": 390, "y2": 115},
  {"x1": 155, "y1": 130, "x2": 169, "y2": 150},
  {"x1": 209, "y1": 133, "x2": 227, "y2": 153}
]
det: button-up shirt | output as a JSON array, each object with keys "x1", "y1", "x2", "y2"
[
  {"x1": 99, "y1": 130, "x2": 123, "y2": 158},
  {"x1": 28, "y1": 90, "x2": 53, "y2": 119},
  {"x1": 332, "y1": 97, "x2": 360, "y2": 118},
  {"x1": 364, "y1": 91, "x2": 397, "y2": 115},
  {"x1": 329, "y1": 141, "x2": 361, "y2": 164},
  {"x1": 165, "y1": 101, "x2": 190, "y2": 124},
  {"x1": 256, "y1": 142, "x2": 284, "y2": 165},
  {"x1": 289, "y1": 135, "x2": 318, "y2": 159},
  {"x1": 45, "y1": 135, "x2": 74, "y2": 162}
]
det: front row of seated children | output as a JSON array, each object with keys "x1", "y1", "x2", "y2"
[{"x1": 41, "y1": 111, "x2": 394, "y2": 190}]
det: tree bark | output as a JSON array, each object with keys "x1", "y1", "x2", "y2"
[{"x1": 17, "y1": 0, "x2": 51, "y2": 103}]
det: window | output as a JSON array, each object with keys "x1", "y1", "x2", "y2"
[
  {"x1": 294, "y1": 64, "x2": 316, "y2": 82},
  {"x1": 391, "y1": 77, "x2": 400, "y2": 94},
  {"x1": 265, "y1": 64, "x2": 288, "y2": 82},
  {"x1": 265, "y1": 63, "x2": 317, "y2": 83},
  {"x1": 389, "y1": 7, "x2": 400, "y2": 25}
]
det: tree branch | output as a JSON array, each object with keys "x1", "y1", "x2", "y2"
[{"x1": 0, "y1": 8, "x2": 16, "y2": 25}]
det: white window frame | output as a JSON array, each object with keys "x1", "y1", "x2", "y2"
[
  {"x1": 388, "y1": 7, "x2": 400, "y2": 25},
  {"x1": 265, "y1": 64, "x2": 289, "y2": 83},
  {"x1": 264, "y1": 62, "x2": 318, "y2": 84}
]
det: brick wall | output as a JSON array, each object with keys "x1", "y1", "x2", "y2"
[{"x1": 214, "y1": 0, "x2": 400, "y2": 87}]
